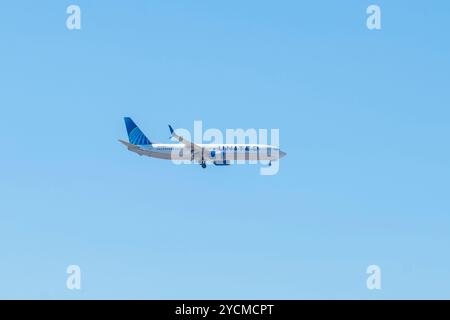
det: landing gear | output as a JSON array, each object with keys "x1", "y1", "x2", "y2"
[
  {"x1": 269, "y1": 161, "x2": 272, "y2": 167},
  {"x1": 200, "y1": 148, "x2": 206, "y2": 168}
]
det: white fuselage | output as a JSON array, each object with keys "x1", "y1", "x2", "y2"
[{"x1": 130, "y1": 143, "x2": 286, "y2": 164}]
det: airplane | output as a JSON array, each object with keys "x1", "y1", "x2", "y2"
[{"x1": 119, "y1": 117, "x2": 286, "y2": 168}]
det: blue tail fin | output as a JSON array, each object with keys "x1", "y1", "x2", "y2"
[{"x1": 124, "y1": 117, "x2": 152, "y2": 145}]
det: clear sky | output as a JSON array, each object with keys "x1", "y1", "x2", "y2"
[{"x1": 0, "y1": 0, "x2": 449, "y2": 299}]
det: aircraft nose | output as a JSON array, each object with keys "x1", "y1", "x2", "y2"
[{"x1": 280, "y1": 150, "x2": 287, "y2": 158}]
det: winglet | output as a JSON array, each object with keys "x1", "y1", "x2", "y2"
[{"x1": 168, "y1": 125, "x2": 174, "y2": 135}]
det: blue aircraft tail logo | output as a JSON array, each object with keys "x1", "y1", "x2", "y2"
[{"x1": 124, "y1": 117, "x2": 152, "y2": 145}]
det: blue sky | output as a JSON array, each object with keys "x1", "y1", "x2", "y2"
[{"x1": 0, "y1": 0, "x2": 449, "y2": 299}]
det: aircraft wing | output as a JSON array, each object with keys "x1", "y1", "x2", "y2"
[{"x1": 168, "y1": 125, "x2": 204, "y2": 160}]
